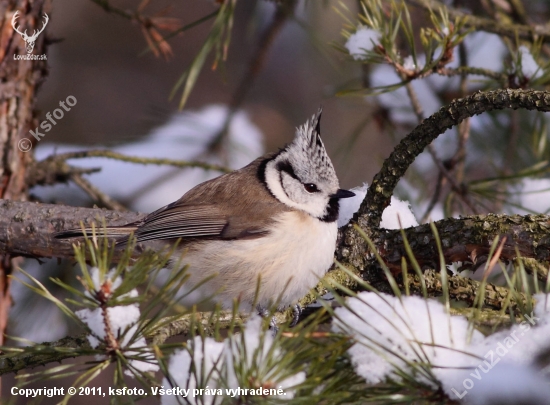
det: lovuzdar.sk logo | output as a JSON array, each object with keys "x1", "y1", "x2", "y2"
[{"x1": 12, "y1": 10, "x2": 48, "y2": 61}]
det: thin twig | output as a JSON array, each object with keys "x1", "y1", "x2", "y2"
[
  {"x1": 26, "y1": 156, "x2": 101, "y2": 188},
  {"x1": 91, "y1": 0, "x2": 183, "y2": 59},
  {"x1": 139, "y1": 10, "x2": 218, "y2": 57},
  {"x1": 443, "y1": 39, "x2": 472, "y2": 215},
  {"x1": 452, "y1": 118, "x2": 470, "y2": 182},
  {"x1": 90, "y1": 0, "x2": 133, "y2": 19},
  {"x1": 229, "y1": 0, "x2": 296, "y2": 111},
  {"x1": 427, "y1": 144, "x2": 477, "y2": 213},
  {"x1": 437, "y1": 66, "x2": 508, "y2": 86},
  {"x1": 420, "y1": 170, "x2": 444, "y2": 223},
  {"x1": 453, "y1": 40, "x2": 471, "y2": 185},
  {"x1": 404, "y1": 81, "x2": 425, "y2": 122},
  {"x1": 70, "y1": 174, "x2": 127, "y2": 212},
  {"x1": 54, "y1": 150, "x2": 231, "y2": 173},
  {"x1": 28, "y1": 150, "x2": 227, "y2": 211}
]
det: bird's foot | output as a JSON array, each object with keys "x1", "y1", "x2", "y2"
[
  {"x1": 257, "y1": 306, "x2": 278, "y2": 333},
  {"x1": 290, "y1": 304, "x2": 302, "y2": 327}
]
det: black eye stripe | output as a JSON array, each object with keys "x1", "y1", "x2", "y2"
[
  {"x1": 276, "y1": 160, "x2": 299, "y2": 181},
  {"x1": 277, "y1": 159, "x2": 320, "y2": 193}
]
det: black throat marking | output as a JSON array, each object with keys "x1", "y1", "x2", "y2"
[{"x1": 320, "y1": 197, "x2": 339, "y2": 223}]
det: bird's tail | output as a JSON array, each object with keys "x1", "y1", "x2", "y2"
[{"x1": 54, "y1": 226, "x2": 138, "y2": 240}]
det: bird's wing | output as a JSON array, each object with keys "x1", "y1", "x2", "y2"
[
  {"x1": 133, "y1": 203, "x2": 228, "y2": 242},
  {"x1": 132, "y1": 198, "x2": 284, "y2": 243}
]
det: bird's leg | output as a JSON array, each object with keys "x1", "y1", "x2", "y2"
[
  {"x1": 290, "y1": 304, "x2": 302, "y2": 327},
  {"x1": 257, "y1": 305, "x2": 278, "y2": 332}
]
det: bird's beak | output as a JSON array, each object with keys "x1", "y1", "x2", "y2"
[{"x1": 331, "y1": 189, "x2": 355, "y2": 199}]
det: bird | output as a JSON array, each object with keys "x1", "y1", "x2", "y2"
[{"x1": 56, "y1": 108, "x2": 355, "y2": 323}]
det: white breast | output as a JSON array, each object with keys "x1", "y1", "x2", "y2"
[{"x1": 175, "y1": 211, "x2": 338, "y2": 309}]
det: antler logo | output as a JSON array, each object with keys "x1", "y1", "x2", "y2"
[{"x1": 12, "y1": 11, "x2": 49, "y2": 54}]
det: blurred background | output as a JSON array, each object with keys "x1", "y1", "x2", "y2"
[{"x1": 32, "y1": 0, "x2": 386, "y2": 193}]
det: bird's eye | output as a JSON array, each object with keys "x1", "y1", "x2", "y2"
[{"x1": 303, "y1": 183, "x2": 319, "y2": 193}]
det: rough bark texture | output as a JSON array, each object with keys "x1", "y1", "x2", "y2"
[
  {"x1": 0, "y1": 0, "x2": 50, "y2": 345},
  {"x1": 372, "y1": 213, "x2": 550, "y2": 271},
  {"x1": 0, "y1": 199, "x2": 143, "y2": 259}
]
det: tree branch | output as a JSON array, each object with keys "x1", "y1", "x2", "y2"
[
  {"x1": 1, "y1": 88, "x2": 550, "y2": 289},
  {"x1": 329, "y1": 88, "x2": 550, "y2": 288},
  {"x1": 46, "y1": 150, "x2": 231, "y2": 173},
  {"x1": 0, "y1": 1, "x2": 51, "y2": 349},
  {"x1": 361, "y1": 89, "x2": 550, "y2": 232},
  {"x1": 370, "y1": 213, "x2": 550, "y2": 278},
  {"x1": 1, "y1": 90, "x2": 549, "y2": 299},
  {"x1": 0, "y1": 334, "x2": 92, "y2": 376},
  {"x1": 0, "y1": 200, "x2": 143, "y2": 259}
]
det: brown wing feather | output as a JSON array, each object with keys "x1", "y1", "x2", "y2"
[{"x1": 132, "y1": 205, "x2": 227, "y2": 242}]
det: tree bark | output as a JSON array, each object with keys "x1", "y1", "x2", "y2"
[
  {"x1": 0, "y1": 0, "x2": 51, "y2": 345},
  {"x1": 0, "y1": 200, "x2": 143, "y2": 259}
]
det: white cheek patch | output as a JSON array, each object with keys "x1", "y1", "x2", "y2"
[
  {"x1": 281, "y1": 173, "x2": 306, "y2": 204},
  {"x1": 265, "y1": 160, "x2": 299, "y2": 208}
]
